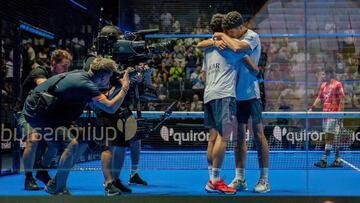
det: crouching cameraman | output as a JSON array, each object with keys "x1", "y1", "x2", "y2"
[{"x1": 22, "y1": 57, "x2": 129, "y2": 195}]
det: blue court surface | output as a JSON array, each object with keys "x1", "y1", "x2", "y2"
[{"x1": 0, "y1": 151, "x2": 359, "y2": 197}]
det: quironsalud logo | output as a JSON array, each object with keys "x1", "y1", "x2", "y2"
[
  {"x1": 273, "y1": 126, "x2": 286, "y2": 142},
  {"x1": 160, "y1": 126, "x2": 170, "y2": 141},
  {"x1": 160, "y1": 126, "x2": 209, "y2": 145}
]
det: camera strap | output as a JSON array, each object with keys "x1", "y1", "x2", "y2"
[
  {"x1": 47, "y1": 73, "x2": 67, "y2": 94},
  {"x1": 46, "y1": 70, "x2": 82, "y2": 94}
]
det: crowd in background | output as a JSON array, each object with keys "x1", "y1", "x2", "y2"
[
  {"x1": 2, "y1": 20, "x2": 360, "y2": 118},
  {"x1": 2, "y1": 35, "x2": 360, "y2": 116}
]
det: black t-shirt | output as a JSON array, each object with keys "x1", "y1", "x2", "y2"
[
  {"x1": 15, "y1": 66, "x2": 52, "y2": 112},
  {"x1": 23, "y1": 70, "x2": 101, "y2": 127}
]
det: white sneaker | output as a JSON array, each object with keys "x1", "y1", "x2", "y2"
[
  {"x1": 254, "y1": 179, "x2": 270, "y2": 193},
  {"x1": 228, "y1": 178, "x2": 248, "y2": 191}
]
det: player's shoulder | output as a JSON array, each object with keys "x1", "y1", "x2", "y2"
[
  {"x1": 245, "y1": 29, "x2": 259, "y2": 38},
  {"x1": 247, "y1": 29, "x2": 258, "y2": 35},
  {"x1": 332, "y1": 79, "x2": 343, "y2": 86}
]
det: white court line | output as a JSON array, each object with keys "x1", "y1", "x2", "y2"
[{"x1": 341, "y1": 158, "x2": 360, "y2": 173}]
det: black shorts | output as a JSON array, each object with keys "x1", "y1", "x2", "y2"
[
  {"x1": 236, "y1": 99, "x2": 263, "y2": 125},
  {"x1": 96, "y1": 111, "x2": 130, "y2": 150}
]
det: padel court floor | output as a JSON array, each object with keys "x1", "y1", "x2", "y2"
[{"x1": 0, "y1": 151, "x2": 359, "y2": 197}]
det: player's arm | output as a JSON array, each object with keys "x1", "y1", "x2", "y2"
[
  {"x1": 242, "y1": 56, "x2": 260, "y2": 76},
  {"x1": 35, "y1": 78, "x2": 47, "y2": 85},
  {"x1": 93, "y1": 71, "x2": 130, "y2": 113},
  {"x1": 197, "y1": 38, "x2": 213, "y2": 48},
  {"x1": 33, "y1": 68, "x2": 49, "y2": 85},
  {"x1": 339, "y1": 96, "x2": 345, "y2": 111},
  {"x1": 213, "y1": 32, "x2": 251, "y2": 52},
  {"x1": 309, "y1": 94, "x2": 322, "y2": 111},
  {"x1": 197, "y1": 38, "x2": 227, "y2": 50}
]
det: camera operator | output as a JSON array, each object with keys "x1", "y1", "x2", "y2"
[
  {"x1": 86, "y1": 25, "x2": 151, "y2": 196},
  {"x1": 14, "y1": 49, "x2": 72, "y2": 191},
  {"x1": 22, "y1": 57, "x2": 129, "y2": 195}
]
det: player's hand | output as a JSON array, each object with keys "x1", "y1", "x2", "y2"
[
  {"x1": 214, "y1": 40, "x2": 227, "y2": 50},
  {"x1": 119, "y1": 70, "x2": 130, "y2": 91}
]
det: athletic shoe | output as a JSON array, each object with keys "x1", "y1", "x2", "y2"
[
  {"x1": 204, "y1": 180, "x2": 216, "y2": 193},
  {"x1": 329, "y1": 159, "x2": 343, "y2": 167},
  {"x1": 129, "y1": 173, "x2": 148, "y2": 186},
  {"x1": 207, "y1": 179, "x2": 236, "y2": 194},
  {"x1": 104, "y1": 181, "x2": 121, "y2": 196},
  {"x1": 24, "y1": 177, "x2": 40, "y2": 191},
  {"x1": 254, "y1": 179, "x2": 270, "y2": 193},
  {"x1": 44, "y1": 179, "x2": 57, "y2": 195},
  {"x1": 314, "y1": 159, "x2": 327, "y2": 168},
  {"x1": 228, "y1": 178, "x2": 248, "y2": 191},
  {"x1": 114, "y1": 178, "x2": 132, "y2": 193},
  {"x1": 57, "y1": 188, "x2": 71, "y2": 195},
  {"x1": 35, "y1": 170, "x2": 51, "y2": 185}
]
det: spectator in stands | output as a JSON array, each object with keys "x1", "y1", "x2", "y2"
[
  {"x1": 352, "y1": 75, "x2": 360, "y2": 109},
  {"x1": 21, "y1": 39, "x2": 36, "y2": 81},
  {"x1": 162, "y1": 52, "x2": 173, "y2": 67},
  {"x1": 185, "y1": 100, "x2": 192, "y2": 111},
  {"x1": 147, "y1": 102, "x2": 156, "y2": 111},
  {"x1": 37, "y1": 47, "x2": 49, "y2": 66},
  {"x1": 172, "y1": 16, "x2": 181, "y2": 33},
  {"x1": 325, "y1": 21, "x2": 336, "y2": 34},
  {"x1": 335, "y1": 53, "x2": 345, "y2": 76},
  {"x1": 160, "y1": 9, "x2": 173, "y2": 33},
  {"x1": 169, "y1": 61, "x2": 184, "y2": 81},
  {"x1": 190, "y1": 94, "x2": 203, "y2": 111},
  {"x1": 151, "y1": 53, "x2": 162, "y2": 68},
  {"x1": 156, "y1": 81, "x2": 168, "y2": 102},
  {"x1": 278, "y1": 86, "x2": 293, "y2": 111},
  {"x1": 177, "y1": 98, "x2": 187, "y2": 111},
  {"x1": 342, "y1": 74, "x2": 354, "y2": 109},
  {"x1": 149, "y1": 5, "x2": 160, "y2": 29},
  {"x1": 158, "y1": 61, "x2": 170, "y2": 77},
  {"x1": 4, "y1": 51, "x2": 14, "y2": 95},
  {"x1": 134, "y1": 9, "x2": 142, "y2": 30},
  {"x1": 190, "y1": 65, "x2": 205, "y2": 89},
  {"x1": 185, "y1": 46, "x2": 197, "y2": 79},
  {"x1": 173, "y1": 41, "x2": 186, "y2": 67}
]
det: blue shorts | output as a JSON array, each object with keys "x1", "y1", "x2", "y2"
[
  {"x1": 204, "y1": 97, "x2": 237, "y2": 137},
  {"x1": 236, "y1": 99, "x2": 263, "y2": 124}
]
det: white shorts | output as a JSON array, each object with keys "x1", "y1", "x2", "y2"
[{"x1": 323, "y1": 119, "x2": 341, "y2": 135}]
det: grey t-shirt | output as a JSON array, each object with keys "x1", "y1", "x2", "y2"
[
  {"x1": 202, "y1": 47, "x2": 245, "y2": 104},
  {"x1": 236, "y1": 29, "x2": 261, "y2": 101}
]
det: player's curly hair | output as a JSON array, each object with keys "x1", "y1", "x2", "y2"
[
  {"x1": 209, "y1": 14, "x2": 225, "y2": 33},
  {"x1": 222, "y1": 11, "x2": 244, "y2": 30}
]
